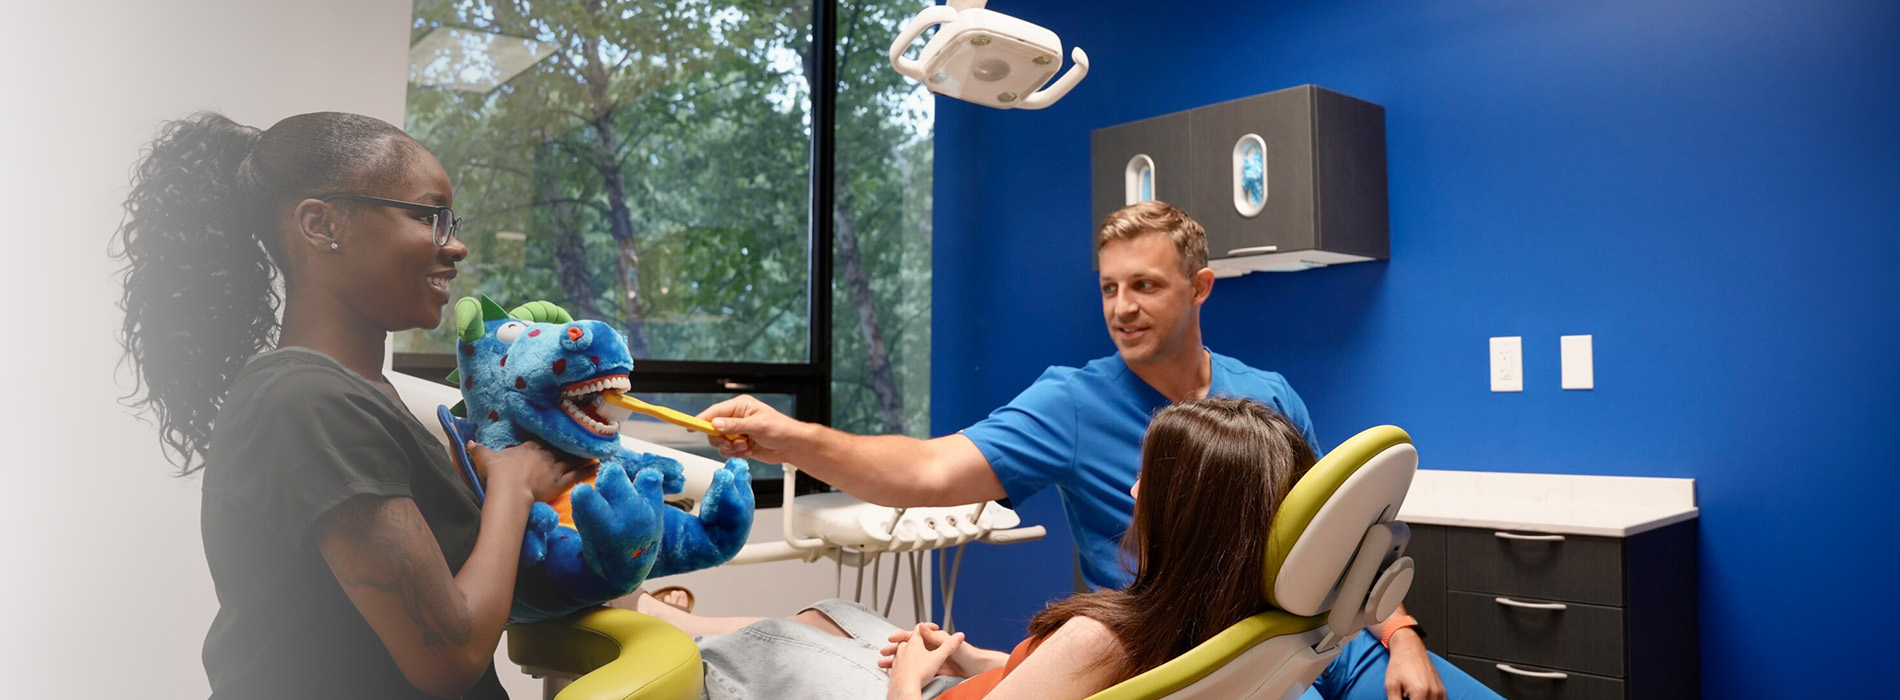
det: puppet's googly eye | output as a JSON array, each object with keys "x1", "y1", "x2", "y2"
[{"x1": 495, "y1": 321, "x2": 528, "y2": 344}]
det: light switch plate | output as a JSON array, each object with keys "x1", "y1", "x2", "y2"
[
  {"x1": 1562, "y1": 334, "x2": 1594, "y2": 390},
  {"x1": 1490, "y1": 336, "x2": 1523, "y2": 392}
]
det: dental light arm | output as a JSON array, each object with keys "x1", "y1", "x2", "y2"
[
  {"x1": 889, "y1": 0, "x2": 1088, "y2": 110},
  {"x1": 1021, "y1": 48, "x2": 1088, "y2": 110},
  {"x1": 888, "y1": 5, "x2": 958, "y2": 78}
]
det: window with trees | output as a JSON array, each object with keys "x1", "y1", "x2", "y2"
[{"x1": 398, "y1": 0, "x2": 932, "y2": 502}]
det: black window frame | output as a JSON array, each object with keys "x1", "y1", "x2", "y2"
[{"x1": 395, "y1": 0, "x2": 844, "y2": 506}]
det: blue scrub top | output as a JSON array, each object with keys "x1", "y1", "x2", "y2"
[{"x1": 960, "y1": 350, "x2": 1320, "y2": 590}]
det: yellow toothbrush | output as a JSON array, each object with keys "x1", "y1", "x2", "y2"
[{"x1": 600, "y1": 392, "x2": 735, "y2": 439}]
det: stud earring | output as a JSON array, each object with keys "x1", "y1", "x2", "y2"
[{"x1": 330, "y1": 241, "x2": 339, "y2": 250}]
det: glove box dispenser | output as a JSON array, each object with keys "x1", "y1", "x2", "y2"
[{"x1": 1091, "y1": 85, "x2": 1388, "y2": 276}]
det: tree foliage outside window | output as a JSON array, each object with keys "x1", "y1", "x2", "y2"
[{"x1": 399, "y1": 0, "x2": 931, "y2": 439}]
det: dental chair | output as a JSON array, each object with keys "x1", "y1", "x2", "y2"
[
  {"x1": 506, "y1": 607, "x2": 703, "y2": 700},
  {"x1": 494, "y1": 424, "x2": 1418, "y2": 700},
  {"x1": 1087, "y1": 424, "x2": 1418, "y2": 700}
]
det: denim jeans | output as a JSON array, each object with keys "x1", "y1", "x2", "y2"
[{"x1": 697, "y1": 599, "x2": 964, "y2": 700}]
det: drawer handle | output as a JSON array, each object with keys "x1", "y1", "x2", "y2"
[
  {"x1": 1227, "y1": 245, "x2": 1279, "y2": 256},
  {"x1": 1495, "y1": 596, "x2": 1568, "y2": 611},
  {"x1": 1494, "y1": 531, "x2": 1565, "y2": 542},
  {"x1": 1496, "y1": 663, "x2": 1569, "y2": 680}
]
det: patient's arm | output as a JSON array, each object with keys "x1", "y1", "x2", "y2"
[
  {"x1": 981, "y1": 616, "x2": 1122, "y2": 700},
  {"x1": 697, "y1": 395, "x2": 1006, "y2": 507}
]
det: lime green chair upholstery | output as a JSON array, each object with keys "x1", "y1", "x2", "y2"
[
  {"x1": 1085, "y1": 425, "x2": 1419, "y2": 700},
  {"x1": 508, "y1": 607, "x2": 704, "y2": 700}
]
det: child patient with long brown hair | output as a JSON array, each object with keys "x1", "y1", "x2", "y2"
[{"x1": 630, "y1": 396, "x2": 1316, "y2": 700}]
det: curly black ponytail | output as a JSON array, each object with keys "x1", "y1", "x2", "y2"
[
  {"x1": 113, "y1": 111, "x2": 414, "y2": 475},
  {"x1": 113, "y1": 113, "x2": 276, "y2": 475}
]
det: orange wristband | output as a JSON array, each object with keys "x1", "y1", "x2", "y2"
[{"x1": 1379, "y1": 614, "x2": 1419, "y2": 647}]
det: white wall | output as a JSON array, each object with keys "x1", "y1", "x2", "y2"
[
  {"x1": 0, "y1": 1, "x2": 411, "y2": 696},
  {"x1": 0, "y1": 3, "x2": 923, "y2": 696}
]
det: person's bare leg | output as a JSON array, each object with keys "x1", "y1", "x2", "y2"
[
  {"x1": 631, "y1": 591, "x2": 852, "y2": 639},
  {"x1": 632, "y1": 591, "x2": 767, "y2": 636}
]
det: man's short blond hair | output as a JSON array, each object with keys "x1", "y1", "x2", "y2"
[{"x1": 1093, "y1": 200, "x2": 1209, "y2": 279}]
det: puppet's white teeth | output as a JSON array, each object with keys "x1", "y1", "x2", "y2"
[
  {"x1": 561, "y1": 397, "x2": 620, "y2": 436},
  {"x1": 562, "y1": 374, "x2": 630, "y2": 399}
]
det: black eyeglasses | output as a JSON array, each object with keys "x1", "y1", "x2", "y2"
[{"x1": 318, "y1": 193, "x2": 462, "y2": 246}]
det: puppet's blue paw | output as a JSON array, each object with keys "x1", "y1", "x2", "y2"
[
  {"x1": 520, "y1": 501, "x2": 559, "y2": 566},
  {"x1": 648, "y1": 458, "x2": 754, "y2": 578},
  {"x1": 699, "y1": 458, "x2": 756, "y2": 557},
  {"x1": 570, "y1": 463, "x2": 665, "y2": 588},
  {"x1": 626, "y1": 451, "x2": 687, "y2": 495}
]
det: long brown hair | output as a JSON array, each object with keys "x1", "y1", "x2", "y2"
[{"x1": 1027, "y1": 396, "x2": 1317, "y2": 684}]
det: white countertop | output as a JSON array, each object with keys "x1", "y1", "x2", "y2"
[{"x1": 1398, "y1": 469, "x2": 1698, "y2": 537}]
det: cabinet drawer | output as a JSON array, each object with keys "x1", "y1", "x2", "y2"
[
  {"x1": 1448, "y1": 527, "x2": 1622, "y2": 605},
  {"x1": 1446, "y1": 591, "x2": 1625, "y2": 677},
  {"x1": 1449, "y1": 655, "x2": 1625, "y2": 700}
]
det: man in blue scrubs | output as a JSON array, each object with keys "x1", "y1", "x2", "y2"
[{"x1": 698, "y1": 202, "x2": 1498, "y2": 700}]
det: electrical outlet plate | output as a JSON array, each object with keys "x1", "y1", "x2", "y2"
[{"x1": 1490, "y1": 336, "x2": 1523, "y2": 392}]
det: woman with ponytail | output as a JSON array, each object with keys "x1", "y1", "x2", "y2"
[{"x1": 114, "y1": 111, "x2": 589, "y2": 699}]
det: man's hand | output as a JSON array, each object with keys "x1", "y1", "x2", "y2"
[
  {"x1": 1383, "y1": 628, "x2": 1446, "y2": 700},
  {"x1": 695, "y1": 395, "x2": 809, "y2": 463},
  {"x1": 696, "y1": 396, "x2": 1004, "y2": 508}
]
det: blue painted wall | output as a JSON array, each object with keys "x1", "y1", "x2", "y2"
[{"x1": 931, "y1": 0, "x2": 1900, "y2": 696}]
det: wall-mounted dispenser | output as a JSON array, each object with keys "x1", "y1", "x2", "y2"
[
  {"x1": 1090, "y1": 107, "x2": 1193, "y2": 219},
  {"x1": 1232, "y1": 133, "x2": 1268, "y2": 218},
  {"x1": 1125, "y1": 154, "x2": 1156, "y2": 204},
  {"x1": 1090, "y1": 85, "x2": 1388, "y2": 276}
]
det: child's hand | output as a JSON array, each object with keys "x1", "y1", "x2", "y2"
[
  {"x1": 880, "y1": 622, "x2": 980, "y2": 677},
  {"x1": 884, "y1": 624, "x2": 963, "y2": 698}
]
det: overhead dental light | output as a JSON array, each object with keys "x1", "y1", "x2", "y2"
[{"x1": 888, "y1": 0, "x2": 1089, "y2": 110}]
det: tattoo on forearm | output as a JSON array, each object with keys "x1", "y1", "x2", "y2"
[{"x1": 325, "y1": 497, "x2": 475, "y2": 650}]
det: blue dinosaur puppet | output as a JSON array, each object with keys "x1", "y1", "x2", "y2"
[{"x1": 439, "y1": 296, "x2": 755, "y2": 623}]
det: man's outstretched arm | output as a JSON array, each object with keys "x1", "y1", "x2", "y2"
[{"x1": 697, "y1": 395, "x2": 1007, "y2": 508}]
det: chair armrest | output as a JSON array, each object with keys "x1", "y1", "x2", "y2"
[{"x1": 508, "y1": 607, "x2": 703, "y2": 700}]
